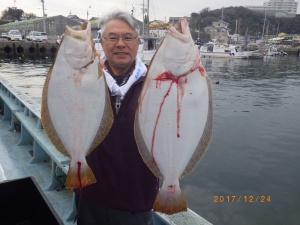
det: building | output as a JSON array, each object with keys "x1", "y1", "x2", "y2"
[
  {"x1": 246, "y1": 0, "x2": 299, "y2": 17},
  {"x1": 168, "y1": 17, "x2": 191, "y2": 30},
  {"x1": 0, "y1": 16, "x2": 81, "y2": 41},
  {"x1": 0, "y1": 15, "x2": 111, "y2": 41},
  {"x1": 66, "y1": 15, "x2": 83, "y2": 23},
  {"x1": 203, "y1": 19, "x2": 230, "y2": 44}
]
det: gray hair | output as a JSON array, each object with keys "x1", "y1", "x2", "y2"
[{"x1": 99, "y1": 10, "x2": 140, "y2": 36}]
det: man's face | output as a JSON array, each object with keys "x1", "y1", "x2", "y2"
[{"x1": 100, "y1": 19, "x2": 139, "y2": 71}]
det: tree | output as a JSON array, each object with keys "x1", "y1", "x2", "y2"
[
  {"x1": 0, "y1": 20, "x2": 8, "y2": 25},
  {"x1": 199, "y1": 8, "x2": 211, "y2": 17},
  {"x1": 23, "y1": 13, "x2": 37, "y2": 20},
  {"x1": 190, "y1": 6, "x2": 300, "y2": 36},
  {"x1": 1, "y1": 7, "x2": 24, "y2": 21}
]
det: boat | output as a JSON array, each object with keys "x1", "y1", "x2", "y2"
[
  {"x1": 264, "y1": 46, "x2": 279, "y2": 56},
  {"x1": 264, "y1": 46, "x2": 287, "y2": 56},
  {"x1": 248, "y1": 50, "x2": 264, "y2": 59},
  {"x1": 199, "y1": 41, "x2": 252, "y2": 59},
  {"x1": 137, "y1": 35, "x2": 161, "y2": 63},
  {"x1": 0, "y1": 74, "x2": 212, "y2": 224}
]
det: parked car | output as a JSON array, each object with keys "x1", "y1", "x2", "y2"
[
  {"x1": 7, "y1": 30, "x2": 22, "y2": 41},
  {"x1": 0, "y1": 33, "x2": 8, "y2": 38},
  {"x1": 39, "y1": 32, "x2": 48, "y2": 42},
  {"x1": 26, "y1": 31, "x2": 42, "y2": 42}
]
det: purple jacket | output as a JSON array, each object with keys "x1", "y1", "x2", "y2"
[{"x1": 75, "y1": 75, "x2": 159, "y2": 212}]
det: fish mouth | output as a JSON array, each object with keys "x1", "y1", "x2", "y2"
[
  {"x1": 62, "y1": 21, "x2": 95, "y2": 69},
  {"x1": 163, "y1": 18, "x2": 195, "y2": 66},
  {"x1": 178, "y1": 18, "x2": 189, "y2": 35},
  {"x1": 168, "y1": 19, "x2": 189, "y2": 42},
  {"x1": 178, "y1": 19, "x2": 183, "y2": 34},
  {"x1": 64, "y1": 21, "x2": 92, "y2": 44}
]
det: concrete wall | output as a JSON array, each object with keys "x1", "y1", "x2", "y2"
[{"x1": 0, "y1": 41, "x2": 58, "y2": 59}]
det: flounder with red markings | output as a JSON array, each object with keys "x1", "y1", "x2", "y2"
[
  {"x1": 41, "y1": 21, "x2": 113, "y2": 189},
  {"x1": 134, "y1": 18, "x2": 213, "y2": 214}
]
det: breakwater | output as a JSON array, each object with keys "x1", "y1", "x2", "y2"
[
  {"x1": 277, "y1": 46, "x2": 300, "y2": 55},
  {"x1": 247, "y1": 44, "x2": 300, "y2": 55},
  {"x1": 0, "y1": 41, "x2": 58, "y2": 59},
  {"x1": 265, "y1": 46, "x2": 300, "y2": 55}
]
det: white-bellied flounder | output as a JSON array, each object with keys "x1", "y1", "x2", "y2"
[
  {"x1": 41, "y1": 21, "x2": 113, "y2": 189},
  {"x1": 134, "y1": 18, "x2": 213, "y2": 214}
]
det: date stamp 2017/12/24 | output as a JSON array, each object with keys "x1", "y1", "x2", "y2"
[{"x1": 214, "y1": 195, "x2": 271, "y2": 203}]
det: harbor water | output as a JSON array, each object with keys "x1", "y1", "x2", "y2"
[{"x1": 1, "y1": 55, "x2": 300, "y2": 225}]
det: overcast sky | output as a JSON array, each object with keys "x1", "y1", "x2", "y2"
[{"x1": 1, "y1": 0, "x2": 299, "y2": 21}]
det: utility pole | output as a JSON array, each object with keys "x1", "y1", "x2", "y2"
[
  {"x1": 142, "y1": 0, "x2": 145, "y2": 36},
  {"x1": 87, "y1": 5, "x2": 91, "y2": 20},
  {"x1": 276, "y1": 21, "x2": 280, "y2": 36},
  {"x1": 146, "y1": 0, "x2": 149, "y2": 35},
  {"x1": 13, "y1": 0, "x2": 17, "y2": 20},
  {"x1": 141, "y1": 0, "x2": 149, "y2": 35},
  {"x1": 41, "y1": 0, "x2": 46, "y2": 32}
]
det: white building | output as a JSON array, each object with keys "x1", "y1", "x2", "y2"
[
  {"x1": 203, "y1": 20, "x2": 230, "y2": 43},
  {"x1": 246, "y1": 0, "x2": 298, "y2": 17}
]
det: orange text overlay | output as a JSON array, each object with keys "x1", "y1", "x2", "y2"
[{"x1": 214, "y1": 195, "x2": 271, "y2": 203}]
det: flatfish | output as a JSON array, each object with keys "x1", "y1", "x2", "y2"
[
  {"x1": 134, "y1": 18, "x2": 213, "y2": 214},
  {"x1": 41, "y1": 21, "x2": 113, "y2": 189}
]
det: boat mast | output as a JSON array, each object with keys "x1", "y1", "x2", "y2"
[
  {"x1": 276, "y1": 21, "x2": 279, "y2": 36},
  {"x1": 262, "y1": 9, "x2": 266, "y2": 41},
  {"x1": 235, "y1": 19, "x2": 238, "y2": 34}
]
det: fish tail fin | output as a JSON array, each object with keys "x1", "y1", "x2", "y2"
[
  {"x1": 153, "y1": 187, "x2": 187, "y2": 215},
  {"x1": 65, "y1": 161, "x2": 96, "y2": 189}
]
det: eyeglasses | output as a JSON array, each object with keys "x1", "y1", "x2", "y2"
[{"x1": 103, "y1": 33, "x2": 137, "y2": 44}]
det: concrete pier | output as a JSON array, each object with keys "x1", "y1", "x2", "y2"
[
  {"x1": 278, "y1": 46, "x2": 300, "y2": 55},
  {"x1": 0, "y1": 40, "x2": 58, "y2": 59}
]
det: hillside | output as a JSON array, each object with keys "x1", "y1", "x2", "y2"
[{"x1": 190, "y1": 7, "x2": 300, "y2": 37}]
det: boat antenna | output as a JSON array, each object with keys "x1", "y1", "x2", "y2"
[
  {"x1": 262, "y1": 9, "x2": 266, "y2": 42},
  {"x1": 221, "y1": 7, "x2": 224, "y2": 21}
]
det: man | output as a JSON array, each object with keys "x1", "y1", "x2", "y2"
[{"x1": 75, "y1": 9, "x2": 159, "y2": 225}]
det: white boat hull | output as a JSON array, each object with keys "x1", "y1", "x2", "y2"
[
  {"x1": 199, "y1": 51, "x2": 250, "y2": 59},
  {"x1": 199, "y1": 42, "x2": 253, "y2": 59}
]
